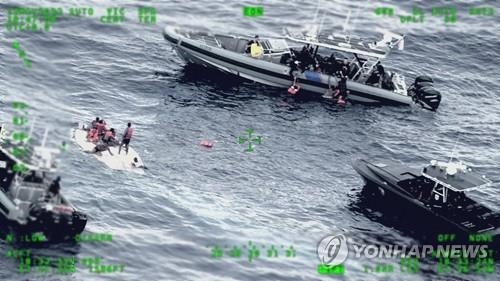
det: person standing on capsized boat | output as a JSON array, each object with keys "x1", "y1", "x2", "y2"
[
  {"x1": 91, "y1": 117, "x2": 100, "y2": 129},
  {"x1": 96, "y1": 120, "x2": 107, "y2": 136},
  {"x1": 118, "y1": 122, "x2": 134, "y2": 155}
]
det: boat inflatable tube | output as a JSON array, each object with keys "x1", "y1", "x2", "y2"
[{"x1": 415, "y1": 75, "x2": 433, "y2": 83}]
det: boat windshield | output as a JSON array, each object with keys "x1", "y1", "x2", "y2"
[{"x1": 422, "y1": 161, "x2": 491, "y2": 192}]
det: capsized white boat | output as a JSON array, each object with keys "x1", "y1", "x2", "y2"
[{"x1": 71, "y1": 123, "x2": 145, "y2": 175}]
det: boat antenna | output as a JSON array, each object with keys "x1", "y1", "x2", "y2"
[
  {"x1": 342, "y1": 9, "x2": 352, "y2": 34},
  {"x1": 317, "y1": 10, "x2": 327, "y2": 36},
  {"x1": 312, "y1": 0, "x2": 321, "y2": 24},
  {"x1": 27, "y1": 116, "x2": 37, "y2": 143},
  {"x1": 41, "y1": 127, "x2": 49, "y2": 148},
  {"x1": 351, "y1": 3, "x2": 362, "y2": 29},
  {"x1": 448, "y1": 138, "x2": 460, "y2": 163},
  {"x1": 341, "y1": 9, "x2": 353, "y2": 44}
]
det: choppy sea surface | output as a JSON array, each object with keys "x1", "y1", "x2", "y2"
[{"x1": 1, "y1": 0, "x2": 499, "y2": 280}]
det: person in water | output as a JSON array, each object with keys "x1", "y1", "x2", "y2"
[
  {"x1": 288, "y1": 77, "x2": 301, "y2": 95},
  {"x1": 119, "y1": 122, "x2": 133, "y2": 155},
  {"x1": 131, "y1": 157, "x2": 147, "y2": 169},
  {"x1": 337, "y1": 71, "x2": 348, "y2": 105}
]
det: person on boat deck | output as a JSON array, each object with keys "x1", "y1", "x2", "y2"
[
  {"x1": 326, "y1": 54, "x2": 340, "y2": 74},
  {"x1": 245, "y1": 35, "x2": 259, "y2": 53},
  {"x1": 24, "y1": 171, "x2": 43, "y2": 183},
  {"x1": 91, "y1": 142, "x2": 113, "y2": 156},
  {"x1": 91, "y1": 117, "x2": 100, "y2": 129},
  {"x1": 250, "y1": 41, "x2": 264, "y2": 58},
  {"x1": 289, "y1": 60, "x2": 300, "y2": 78},
  {"x1": 103, "y1": 128, "x2": 116, "y2": 144},
  {"x1": 376, "y1": 62, "x2": 385, "y2": 86},
  {"x1": 87, "y1": 128, "x2": 99, "y2": 142},
  {"x1": 119, "y1": 122, "x2": 134, "y2": 155},
  {"x1": 332, "y1": 85, "x2": 341, "y2": 98},
  {"x1": 299, "y1": 46, "x2": 314, "y2": 71},
  {"x1": 44, "y1": 176, "x2": 61, "y2": 204},
  {"x1": 96, "y1": 120, "x2": 107, "y2": 136},
  {"x1": 342, "y1": 59, "x2": 350, "y2": 75},
  {"x1": 288, "y1": 78, "x2": 301, "y2": 95}
]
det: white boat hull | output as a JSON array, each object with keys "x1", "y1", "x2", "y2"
[{"x1": 71, "y1": 127, "x2": 145, "y2": 175}]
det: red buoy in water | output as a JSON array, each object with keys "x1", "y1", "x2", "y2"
[{"x1": 200, "y1": 140, "x2": 214, "y2": 148}]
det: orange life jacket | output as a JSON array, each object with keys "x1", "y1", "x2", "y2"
[
  {"x1": 96, "y1": 123, "x2": 106, "y2": 134},
  {"x1": 124, "y1": 127, "x2": 133, "y2": 139},
  {"x1": 104, "y1": 130, "x2": 114, "y2": 140}
]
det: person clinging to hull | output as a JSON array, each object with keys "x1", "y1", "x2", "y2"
[
  {"x1": 336, "y1": 65, "x2": 349, "y2": 105},
  {"x1": 118, "y1": 122, "x2": 133, "y2": 155}
]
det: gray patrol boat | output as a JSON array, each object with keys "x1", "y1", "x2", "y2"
[{"x1": 163, "y1": 26, "x2": 442, "y2": 111}]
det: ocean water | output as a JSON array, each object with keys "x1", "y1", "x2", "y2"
[{"x1": 0, "y1": 0, "x2": 499, "y2": 280}]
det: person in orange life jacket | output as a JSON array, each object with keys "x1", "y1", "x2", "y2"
[
  {"x1": 96, "y1": 120, "x2": 107, "y2": 136},
  {"x1": 119, "y1": 122, "x2": 133, "y2": 155},
  {"x1": 91, "y1": 117, "x2": 100, "y2": 129},
  {"x1": 103, "y1": 128, "x2": 116, "y2": 144},
  {"x1": 87, "y1": 128, "x2": 99, "y2": 142}
]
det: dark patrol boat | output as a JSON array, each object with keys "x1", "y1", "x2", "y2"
[
  {"x1": 0, "y1": 128, "x2": 87, "y2": 241},
  {"x1": 353, "y1": 158, "x2": 500, "y2": 249}
]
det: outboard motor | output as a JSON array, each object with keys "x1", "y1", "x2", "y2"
[
  {"x1": 408, "y1": 75, "x2": 441, "y2": 111},
  {"x1": 28, "y1": 201, "x2": 87, "y2": 240}
]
